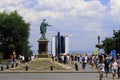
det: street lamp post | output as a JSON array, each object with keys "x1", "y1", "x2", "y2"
[
  {"x1": 96, "y1": 35, "x2": 103, "y2": 55},
  {"x1": 97, "y1": 35, "x2": 100, "y2": 55},
  {"x1": 98, "y1": 35, "x2": 100, "y2": 45}
]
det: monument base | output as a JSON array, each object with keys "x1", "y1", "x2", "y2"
[
  {"x1": 37, "y1": 53, "x2": 48, "y2": 58},
  {"x1": 37, "y1": 39, "x2": 49, "y2": 54}
]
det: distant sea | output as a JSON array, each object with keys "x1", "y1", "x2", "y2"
[
  {"x1": 69, "y1": 51, "x2": 93, "y2": 55},
  {"x1": 32, "y1": 50, "x2": 94, "y2": 55}
]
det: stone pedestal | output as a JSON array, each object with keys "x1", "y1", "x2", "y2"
[{"x1": 37, "y1": 40, "x2": 49, "y2": 54}]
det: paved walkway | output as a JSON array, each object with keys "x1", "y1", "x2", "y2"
[
  {"x1": 0, "y1": 61, "x2": 98, "y2": 72},
  {"x1": 65, "y1": 62, "x2": 98, "y2": 72},
  {"x1": 0, "y1": 59, "x2": 101, "y2": 72},
  {"x1": 0, "y1": 60, "x2": 120, "y2": 80},
  {"x1": 0, "y1": 73, "x2": 120, "y2": 80}
]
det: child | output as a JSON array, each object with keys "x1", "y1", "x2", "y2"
[{"x1": 98, "y1": 60, "x2": 105, "y2": 80}]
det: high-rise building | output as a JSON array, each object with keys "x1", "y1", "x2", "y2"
[
  {"x1": 51, "y1": 32, "x2": 69, "y2": 56},
  {"x1": 51, "y1": 36, "x2": 56, "y2": 56},
  {"x1": 64, "y1": 36, "x2": 69, "y2": 54},
  {"x1": 61, "y1": 35, "x2": 65, "y2": 53},
  {"x1": 57, "y1": 32, "x2": 61, "y2": 55}
]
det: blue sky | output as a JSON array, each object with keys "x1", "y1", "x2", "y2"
[{"x1": 0, "y1": 0, "x2": 120, "y2": 54}]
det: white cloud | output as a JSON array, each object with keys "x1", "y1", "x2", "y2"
[
  {"x1": 110, "y1": 0, "x2": 120, "y2": 14},
  {"x1": 0, "y1": 0, "x2": 22, "y2": 5},
  {"x1": 109, "y1": 0, "x2": 120, "y2": 23},
  {"x1": 83, "y1": 22, "x2": 102, "y2": 32}
]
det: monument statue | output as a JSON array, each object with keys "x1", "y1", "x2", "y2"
[{"x1": 40, "y1": 19, "x2": 51, "y2": 40}]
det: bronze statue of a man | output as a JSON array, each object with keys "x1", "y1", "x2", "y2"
[{"x1": 40, "y1": 19, "x2": 51, "y2": 40}]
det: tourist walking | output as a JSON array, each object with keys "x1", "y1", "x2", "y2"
[
  {"x1": 91, "y1": 55, "x2": 95, "y2": 69},
  {"x1": 77, "y1": 54, "x2": 80, "y2": 62},
  {"x1": 13, "y1": 50, "x2": 17, "y2": 63},
  {"x1": 10, "y1": 54, "x2": 14, "y2": 64},
  {"x1": 98, "y1": 60, "x2": 105, "y2": 80},
  {"x1": 104, "y1": 57, "x2": 110, "y2": 78},
  {"x1": 82, "y1": 54, "x2": 88, "y2": 69},
  {"x1": 95, "y1": 55, "x2": 99, "y2": 69},
  {"x1": 110, "y1": 58, "x2": 118, "y2": 80}
]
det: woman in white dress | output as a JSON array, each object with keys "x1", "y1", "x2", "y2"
[{"x1": 110, "y1": 58, "x2": 118, "y2": 80}]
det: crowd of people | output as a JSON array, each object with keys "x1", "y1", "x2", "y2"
[
  {"x1": 51, "y1": 53, "x2": 120, "y2": 80},
  {"x1": 10, "y1": 50, "x2": 36, "y2": 65},
  {"x1": 97, "y1": 54, "x2": 120, "y2": 80},
  {"x1": 9, "y1": 50, "x2": 120, "y2": 80}
]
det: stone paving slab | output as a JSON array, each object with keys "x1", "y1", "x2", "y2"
[{"x1": 0, "y1": 73, "x2": 120, "y2": 80}]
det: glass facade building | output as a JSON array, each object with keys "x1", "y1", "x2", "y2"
[{"x1": 51, "y1": 32, "x2": 69, "y2": 56}]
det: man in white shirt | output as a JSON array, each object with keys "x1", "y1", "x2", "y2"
[{"x1": 82, "y1": 54, "x2": 88, "y2": 69}]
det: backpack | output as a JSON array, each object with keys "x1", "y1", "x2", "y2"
[{"x1": 82, "y1": 57, "x2": 85, "y2": 61}]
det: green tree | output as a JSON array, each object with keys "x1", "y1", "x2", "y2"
[
  {"x1": 0, "y1": 11, "x2": 32, "y2": 59},
  {"x1": 102, "y1": 37, "x2": 115, "y2": 54},
  {"x1": 113, "y1": 30, "x2": 120, "y2": 53},
  {"x1": 102, "y1": 30, "x2": 120, "y2": 55}
]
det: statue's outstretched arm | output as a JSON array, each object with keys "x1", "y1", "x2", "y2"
[
  {"x1": 46, "y1": 23, "x2": 51, "y2": 27},
  {"x1": 48, "y1": 25, "x2": 52, "y2": 26}
]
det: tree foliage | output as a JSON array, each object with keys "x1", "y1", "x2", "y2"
[
  {"x1": 102, "y1": 30, "x2": 120, "y2": 54},
  {"x1": 102, "y1": 37, "x2": 115, "y2": 54},
  {"x1": 113, "y1": 30, "x2": 120, "y2": 52},
  {"x1": 0, "y1": 11, "x2": 32, "y2": 59}
]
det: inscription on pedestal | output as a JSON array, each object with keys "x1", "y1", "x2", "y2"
[
  {"x1": 37, "y1": 40, "x2": 49, "y2": 54},
  {"x1": 39, "y1": 44, "x2": 45, "y2": 52}
]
